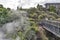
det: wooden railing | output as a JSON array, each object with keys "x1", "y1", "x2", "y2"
[{"x1": 41, "y1": 20, "x2": 60, "y2": 37}]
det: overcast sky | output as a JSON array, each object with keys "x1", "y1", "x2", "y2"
[{"x1": 0, "y1": 0, "x2": 60, "y2": 9}]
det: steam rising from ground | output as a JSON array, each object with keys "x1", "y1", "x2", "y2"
[{"x1": 0, "y1": 10, "x2": 29, "y2": 40}]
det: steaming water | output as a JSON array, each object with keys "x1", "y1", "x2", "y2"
[
  {"x1": 0, "y1": 28, "x2": 12, "y2": 40},
  {"x1": 0, "y1": 10, "x2": 29, "y2": 40},
  {"x1": 0, "y1": 10, "x2": 37, "y2": 40}
]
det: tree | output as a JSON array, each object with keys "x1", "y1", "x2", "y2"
[
  {"x1": 17, "y1": 7, "x2": 22, "y2": 10},
  {"x1": 7, "y1": 8, "x2": 11, "y2": 11},
  {"x1": 37, "y1": 4, "x2": 43, "y2": 11},
  {"x1": 0, "y1": 4, "x2": 9, "y2": 25},
  {"x1": 0, "y1": 4, "x2": 3, "y2": 8},
  {"x1": 49, "y1": 6, "x2": 56, "y2": 12},
  {"x1": 20, "y1": 7, "x2": 22, "y2": 10}
]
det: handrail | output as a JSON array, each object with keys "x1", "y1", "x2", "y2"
[
  {"x1": 43, "y1": 22, "x2": 60, "y2": 28},
  {"x1": 41, "y1": 20, "x2": 60, "y2": 37},
  {"x1": 41, "y1": 20, "x2": 60, "y2": 28}
]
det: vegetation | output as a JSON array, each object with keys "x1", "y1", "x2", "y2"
[
  {"x1": 26, "y1": 4, "x2": 60, "y2": 40},
  {"x1": 0, "y1": 4, "x2": 9, "y2": 25},
  {"x1": 8, "y1": 3, "x2": 59, "y2": 40},
  {"x1": 0, "y1": 4, "x2": 60, "y2": 40},
  {"x1": 49, "y1": 6, "x2": 56, "y2": 12},
  {"x1": 37, "y1": 4, "x2": 44, "y2": 11}
]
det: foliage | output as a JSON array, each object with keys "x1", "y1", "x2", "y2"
[
  {"x1": 17, "y1": 7, "x2": 23, "y2": 10},
  {"x1": 17, "y1": 26, "x2": 37, "y2": 40},
  {"x1": 11, "y1": 4, "x2": 60, "y2": 40},
  {"x1": 37, "y1": 4, "x2": 43, "y2": 11},
  {"x1": 0, "y1": 4, "x2": 12, "y2": 26},
  {"x1": 7, "y1": 8, "x2": 11, "y2": 11},
  {"x1": 49, "y1": 12, "x2": 59, "y2": 18},
  {"x1": 28, "y1": 7, "x2": 37, "y2": 14},
  {"x1": 38, "y1": 14, "x2": 47, "y2": 19},
  {"x1": 0, "y1": 4, "x2": 3, "y2": 8},
  {"x1": 49, "y1": 6, "x2": 56, "y2": 12},
  {"x1": 55, "y1": 18, "x2": 60, "y2": 21}
]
